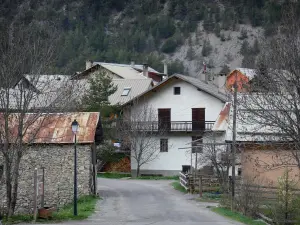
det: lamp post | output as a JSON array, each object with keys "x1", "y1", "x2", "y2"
[{"x1": 71, "y1": 119, "x2": 79, "y2": 216}]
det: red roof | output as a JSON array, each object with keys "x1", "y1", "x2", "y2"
[{"x1": 0, "y1": 112, "x2": 99, "y2": 144}]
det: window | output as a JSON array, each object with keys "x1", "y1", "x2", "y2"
[
  {"x1": 174, "y1": 87, "x2": 181, "y2": 95},
  {"x1": 121, "y1": 87, "x2": 131, "y2": 96},
  {"x1": 192, "y1": 136, "x2": 203, "y2": 153},
  {"x1": 160, "y1": 139, "x2": 168, "y2": 152}
]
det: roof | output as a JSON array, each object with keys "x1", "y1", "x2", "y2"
[
  {"x1": 0, "y1": 112, "x2": 99, "y2": 144},
  {"x1": 23, "y1": 75, "x2": 71, "y2": 92},
  {"x1": 94, "y1": 62, "x2": 161, "y2": 74},
  {"x1": 228, "y1": 68, "x2": 257, "y2": 80},
  {"x1": 174, "y1": 74, "x2": 228, "y2": 102},
  {"x1": 73, "y1": 62, "x2": 163, "y2": 80},
  {"x1": 212, "y1": 102, "x2": 231, "y2": 131},
  {"x1": 109, "y1": 79, "x2": 153, "y2": 105},
  {"x1": 124, "y1": 74, "x2": 228, "y2": 105}
]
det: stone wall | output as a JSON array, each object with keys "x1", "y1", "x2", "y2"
[{"x1": 0, "y1": 144, "x2": 92, "y2": 214}]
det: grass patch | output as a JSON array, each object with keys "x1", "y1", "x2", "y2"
[
  {"x1": 212, "y1": 207, "x2": 266, "y2": 225},
  {"x1": 50, "y1": 195, "x2": 99, "y2": 221},
  {"x1": 97, "y1": 172, "x2": 131, "y2": 179},
  {"x1": 137, "y1": 175, "x2": 179, "y2": 180},
  {"x1": 97, "y1": 173, "x2": 179, "y2": 180},
  {"x1": 2, "y1": 195, "x2": 99, "y2": 224},
  {"x1": 171, "y1": 181, "x2": 188, "y2": 193},
  {"x1": 197, "y1": 193, "x2": 222, "y2": 203}
]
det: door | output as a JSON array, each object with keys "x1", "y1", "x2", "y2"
[
  {"x1": 158, "y1": 109, "x2": 171, "y2": 131},
  {"x1": 192, "y1": 108, "x2": 205, "y2": 131}
]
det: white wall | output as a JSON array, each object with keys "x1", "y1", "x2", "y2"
[
  {"x1": 130, "y1": 78, "x2": 225, "y2": 174},
  {"x1": 131, "y1": 135, "x2": 193, "y2": 172},
  {"x1": 131, "y1": 79, "x2": 224, "y2": 122}
]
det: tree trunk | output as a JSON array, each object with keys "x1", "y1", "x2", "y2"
[
  {"x1": 5, "y1": 159, "x2": 12, "y2": 219},
  {"x1": 10, "y1": 154, "x2": 21, "y2": 217},
  {"x1": 136, "y1": 165, "x2": 140, "y2": 177}
]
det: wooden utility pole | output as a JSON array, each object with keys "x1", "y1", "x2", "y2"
[{"x1": 231, "y1": 71, "x2": 238, "y2": 210}]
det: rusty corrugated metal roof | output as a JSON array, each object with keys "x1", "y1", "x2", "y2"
[
  {"x1": 0, "y1": 112, "x2": 99, "y2": 144},
  {"x1": 212, "y1": 102, "x2": 231, "y2": 131}
]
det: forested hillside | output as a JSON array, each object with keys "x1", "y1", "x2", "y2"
[{"x1": 1, "y1": 0, "x2": 299, "y2": 75}]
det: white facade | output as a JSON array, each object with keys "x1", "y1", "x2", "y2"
[{"x1": 130, "y1": 77, "x2": 225, "y2": 175}]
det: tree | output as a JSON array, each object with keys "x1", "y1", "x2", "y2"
[
  {"x1": 0, "y1": 14, "x2": 78, "y2": 217},
  {"x1": 82, "y1": 70, "x2": 117, "y2": 112},
  {"x1": 202, "y1": 39, "x2": 213, "y2": 57},
  {"x1": 197, "y1": 134, "x2": 231, "y2": 191},
  {"x1": 237, "y1": 7, "x2": 300, "y2": 171},
  {"x1": 119, "y1": 103, "x2": 167, "y2": 177},
  {"x1": 186, "y1": 46, "x2": 195, "y2": 60},
  {"x1": 220, "y1": 64, "x2": 231, "y2": 75}
]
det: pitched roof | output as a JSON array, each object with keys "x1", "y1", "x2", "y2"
[
  {"x1": 228, "y1": 68, "x2": 257, "y2": 80},
  {"x1": 212, "y1": 102, "x2": 231, "y2": 131},
  {"x1": 123, "y1": 74, "x2": 228, "y2": 105},
  {"x1": 174, "y1": 74, "x2": 228, "y2": 102},
  {"x1": 0, "y1": 112, "x2": 99, "y2": 144},
  {"x1": 94, "y1": 62, "x2": 161, "y2": 74},
  {"x1": 73, "y1": 62, "x2": 163, "y2": 81},
  {"x1": 109, "y1": 79, "x2": 153, "y2": 105}
]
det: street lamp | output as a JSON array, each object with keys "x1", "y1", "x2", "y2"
[{"x1": 71, "y1": 119, "x2": 79, "y2": 216}]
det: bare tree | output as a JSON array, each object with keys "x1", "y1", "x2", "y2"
[
  {"x1": 236, "y1": 6, "x2": 300, "y2": 172},
  {"x1": 0, "y1": 8, "x2": 80, "y2": 217},
  {"x1": 119, "y1": 102, "x2": 167, "y2": 177},
  {"x1": 197, "y1": 135, "x2": 231, "y2": 191}
]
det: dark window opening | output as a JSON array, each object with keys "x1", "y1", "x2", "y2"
[
  {"x1": 238, "y1": 168, "x2": 242, "y2": 176},
  {"x1": 192, "y1": 136, "x2": 203, "y2": 153},
  {"x1": 0, "y1": 165, "x2": 3, "y2": 180},
  {"x1": 174, "y1": 87, "x2": 181, "y2": 95},
  {"x1": 160, "y1": 139, "x2": 168, "y2": 152}
]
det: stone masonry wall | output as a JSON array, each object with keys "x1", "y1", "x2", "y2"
[{"x1": 0, "y1": 144, "x2": 92, "y2": 214}]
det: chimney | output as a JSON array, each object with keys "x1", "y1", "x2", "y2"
[
  {"x1": 164, "y1": 62, "x2": 168, "y2": 76},
  {"x1": 86, "y1": 60, "x2": 93, "y2": 70},
  {"x1": 217, "y1": 74, "x2": 226, "y2": 92},
  {"x1": 143, "y1": 63, "x2": 149, "y2": 78},
  {"x1": 131, "y1": 61, "x2": 135, "y2": 67},
  {"x1": 205, "y1": 73, "x2": 209, "y2": 83}
]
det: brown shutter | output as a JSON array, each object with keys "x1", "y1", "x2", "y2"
[
  {"x1": 158, "y1": 109, "x2": 171, "y2": 131},
  {"x1": 192, "y1": 108, "x2": 205, "y2": 130}
]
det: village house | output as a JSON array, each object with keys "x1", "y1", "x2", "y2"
[
  {"x1": 74, "y1": 61, "x2": 166, "y2": 84},
  {"x1": 123, "y1": 74, "x2": 228, "y2": 176},
  {"x1": 0, "y1": 112, "x2": 101, "y2": 213}
]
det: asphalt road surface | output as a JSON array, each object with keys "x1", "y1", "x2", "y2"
[{"x1": 24, "y1": 178, "x2": 243, "y2": 225}]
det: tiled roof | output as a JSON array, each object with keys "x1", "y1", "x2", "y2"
[
  {"x1": 109, "y1": 79, "x2": 152, "y2": 105},
  {"x1": 0, "y1": 112, "x2": 99, "y2": 144}
]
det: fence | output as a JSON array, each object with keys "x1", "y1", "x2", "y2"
[{"x1": 179, "y1": 172, "x2": 220, "y2": 195}]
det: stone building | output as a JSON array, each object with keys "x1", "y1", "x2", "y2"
[{"x1": 0, "y1": 112, "x2": 102, "y2": 213}]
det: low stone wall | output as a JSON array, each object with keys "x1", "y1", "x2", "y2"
[{"x1": 0, "y1": 144, "x2": 92, "y2": 214}]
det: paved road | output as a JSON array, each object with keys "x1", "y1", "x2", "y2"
[{"x1": 25, "y1": 178, "x2": 243, "y2": 225}]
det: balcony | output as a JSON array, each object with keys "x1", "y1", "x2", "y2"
[{"x1": 117, "y1": 121, "x2": 215, "y2": 132}]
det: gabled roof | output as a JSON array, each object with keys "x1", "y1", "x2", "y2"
[
  {"x1": 72, "y1": 62, "x2": 163, "y2": 80},
  {"x1": 0, "y1": 112, "x2": 99, "y2": 144},
  {"x1": 228, "y1": 68, "x2": 257, "y2": 79},
  {"x1": 109, "y1": 79, "x2": 153, "y2": 105},
  {"x1": 94, "y1": 62, "x2": 161, "y2": 74},
  {"x1": 124, "y1": 74, "x2": 228, "y2": 105}
]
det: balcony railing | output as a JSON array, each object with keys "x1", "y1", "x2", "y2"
[{"x1": 116, "y1": 121, "x2": 215, "y2": 132}]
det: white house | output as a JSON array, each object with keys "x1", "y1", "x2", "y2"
[{"x1": 124, "y1": 74, "x2": 228, "y2": 176}]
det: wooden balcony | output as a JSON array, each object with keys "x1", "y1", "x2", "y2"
[{"x1": 117, "y1": 121, "x2": 215, "y2": 132}]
